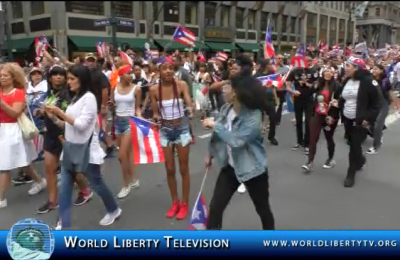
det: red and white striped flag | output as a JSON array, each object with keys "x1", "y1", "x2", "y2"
[
  {"x1": 290, "y1": 56, "x2": 309, "y2": 68},
  {"x1": 150, "y1": 50, "x2": 159, "y2": 59},
  {"x1": 216, "y1": 52, "x2": 228, "y2": 62},
  {"x1": 96, "y1": 41, "x2": 107, "y2": 58},
  {"x1": 172, "y1": 26, "x2": 196, "y2": 47},
  {"x1": 34, "y1": 36, "x2": 48, "y2": 65},
  {"x1": 130, "y1": 116, "x2": 164, "y2": 165}
]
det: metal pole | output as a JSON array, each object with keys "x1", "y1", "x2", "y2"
[
  {"x1": 0, "y1": 1, "x2": 4, "y2": 59},
  {"x1": 347, "y1": 2, "x2": 352, "y2": 46},
  {"x1": 110, "y1": 2, "x2": 118, "y2": 56},
  {"x1": 148, "y1": 2, "x2": 165, "y2": 45},
  {"x1": 3, "y1": 1, "x2": 13, "y2": 61}
]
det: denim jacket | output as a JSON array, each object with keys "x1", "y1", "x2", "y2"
[{"x1": 208, "y1": 103, "x2": 268, "y2": 183}]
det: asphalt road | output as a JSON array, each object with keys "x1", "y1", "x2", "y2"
[{"x1": 1, "y1": 111, "x2": 400, "y2": 230}]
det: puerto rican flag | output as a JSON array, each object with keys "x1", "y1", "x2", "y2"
[
  {"x1": 96, "y1": 41, "x2": 107, "y2": 58},
  {"x1": 34, "y1": 36, "x2": 48, "y2": 65},
  {"x1": 216, "y1": 52, "x2": 228, "y2": 62},
  {"x1": 33, "y1": 135, "x2": 44, "y2": 162},
  {"x1": 120, "y1": 50, "x2": 133, "y2": 66},
  {"x1": 257, "y1": 74, "x2": 283, "y2": 92},
  {"x1": 130, "y1": 116, "x2": 164, "y2": 165},
  {"x1": 144, "y1": 49, "x2": 159, "y2": 61},
  {"x1": 172, "y1": 26, "x2": 195, "y2": 47},
  {"x1": 264, "y1": 24, "x2": 275, "y2": 60},
  {"x1": 189, "y1": 168, "x2": 209, "y2": 230},
  {"x1": 290, "y1": 56, "x2": 309, "y2": 68}
]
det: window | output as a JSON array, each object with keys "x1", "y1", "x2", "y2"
[
  {"x1": 116, "y1": 24, "x2": 135, "y2": 33},
  {"x1": 375, "y1": 8, "x2": 380, "y2": 16},
  {"x1": 65, "y1": 2, "x2": 104, "y2": 15},
  {"x1": 236, "y1": 7, "x2": 244, "y2": 28},
  {"x1": 364, "y1": 8, "x2": 369, "y2": 17},
  {"x1": 291, "y1": 17, "x2": 296, "y2": 33},
  {"x1": 68, "y1": 17, "x2": 106, "y2": 31},
  {"x1": 330, "y1": 2, "x2": 334, "y2": 8},
  {"x1": 185, "y1": 2, "x2": 198, "y2": 24},
  {"x1": 31, "y1": 1, "x2": 45, "y2": 16},
  {"x1": 164, "y1": 1, "x2": 179, "y2": 22},
  {"x1": 11, "y1": 22, "x2": 25, "y2": 34},
  {"x1": 221, "y1": 5, "x2": 230, "y2": 27},
  {"x1": 114, "y1": 2, "x2": 133, "y2": 18},
  {"x1": 271, "y1": 13, "x2": 278, "y2": 31},
  {"x1": 30, "y1": 17, "x2": 51, "y2": 32},
  {"x1": 248, "y1": 10, "x2": 256, "y2": 30},
  {"x1": 330, "y1": 17, "x2": 337, "y2": 30},
  {"x1": 11, "y1": 1, "x2": 23, "y2": 19},
  {"x1": 248, "y1": 31, "x2": 256, "y2": 40},
  {"x1": 339, "y1": 19, "x2": 345, "y2": 31},
  {"x1": 261, "y1": 12, "x2": 268, "y2": 30},
  {"x1": 307, "y1": 13, "x2": 317, "y2": 28},
  {"x1": 282, "y1": 15, "x2": 288, "y2": 32},
  {"x1": 320, "y1": 15, "x2": 328, "y2": 29},
  {"x1": 205, "y1": 2, "x2": 216, "y2": 26},
  {"x1": 139, "y1": 2, "x2": 147, "y2": 20}
]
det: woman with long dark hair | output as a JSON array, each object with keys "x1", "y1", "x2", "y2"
[
  {"x1": 302, "y1": 67, "x2": 341, "y2": 172},
  {"x1": 366, "y1": 64, "x2": 394, "y2": 154},
  {"x1": 149, "y1": 57, "x2": 193, "y2": 220},
  {"x1": 203, "y1": 67, "x2": 275, "y2": 230},
  {"x1": 46, "y1": 65, "x2": 121, "y2": 228},
  {"x1": 340, "y1": 57, "x2": 382, "y2": 187},
  {"x1": 35, "y1": 65, "x2": 93, "y2": 214}
]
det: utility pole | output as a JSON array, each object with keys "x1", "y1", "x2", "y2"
[
  {"x1": 4, "y1": 1, "x2": 13, "y2": 61},
  {"x1": 0, "y1": 1, "x2": 4, "y2": 59},
  {"x1": 148, "y1": 3, "x2": 165, "y2": 46},
  {"x1": 347, "y1": 1, "x2": 355, "y2": 46},
  {"x1": 110, "y1": 2, "x2": 118, "y2": 56}
]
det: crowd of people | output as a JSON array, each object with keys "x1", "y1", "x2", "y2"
[{"x1": 0, "y1": 42, "x2": 399, "y2": 230}]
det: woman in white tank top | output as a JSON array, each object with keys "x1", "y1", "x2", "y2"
[
  {"x1": 149, "y1": 58, "x2": 193, "y2": 220},
  {"x1": 110, "y1": 63, "x2": 142, "y2": 199}
]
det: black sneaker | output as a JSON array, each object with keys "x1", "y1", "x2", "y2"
[
  {"x1": 292, "y1": 144, "x2": 302, "y2": 150},
  {"x1": 105, "y1": 146, "x2": 116, "y2": 159},
  {"x1": 323, "y1": 159, "x2": 336, "y2": 169},
  {"x1": 37, "y1": 201, "x2": 59, "y2": 214},
  {"x1": 12, "y1": 175, "x2": 34, "y2": 186},
  {"x1": 74, "y1": 191, "x2": 93, "y2": 206},
  {"x1": 269, "y1": 138, "x2": 279, "y2": 146}
]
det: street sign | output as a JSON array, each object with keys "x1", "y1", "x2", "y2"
[
  {"x1": 116, "y1": 18, "x2": 134, "y2": 27},
  {"x1": 94, "y1": 19, "x2": 111, "y2": 27}
]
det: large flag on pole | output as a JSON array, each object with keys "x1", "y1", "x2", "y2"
[{"x1": 189, "y1": 167, "x2": 209, "y2": 230}]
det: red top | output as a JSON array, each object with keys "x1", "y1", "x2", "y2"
[
  {"x1": 315, "y1": 90, "x2": 330, "y2": 115},
  {"x1": 0, "y1": 88, "x2": 26, "y2": 123}
]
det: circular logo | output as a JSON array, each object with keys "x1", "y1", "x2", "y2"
[{"x1": 7, "y1": 218, "x2": 55, "y2": 260}]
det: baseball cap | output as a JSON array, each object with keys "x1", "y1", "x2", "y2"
[{"x1": 85, "y1": 53, "x2": 97, "y2": 61}]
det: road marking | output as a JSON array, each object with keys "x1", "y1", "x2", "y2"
[{"x1": 198, "y1": 133, "x2": 212, "y2": 139}]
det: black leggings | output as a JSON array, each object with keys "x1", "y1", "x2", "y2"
[
  {"x1": 207, "y1": 165, "x2": 275, "y2": 230},
  {"x1": 343, "y1": 116, "x2": 367, "y2": 176}
]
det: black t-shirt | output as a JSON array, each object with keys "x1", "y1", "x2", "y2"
[{"x1": 287, "y1": 67, "x2": 319, "y2": 100}]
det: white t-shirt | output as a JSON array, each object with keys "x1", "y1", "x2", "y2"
[
  {"x1": 395, "y1": 62, "x2": 400, "y2": 80},
  {"x1": 342, "y1": 79, "x2": 360, "y2": 120},
  {"x1": 224, "y1": 108, "x2": 236, "y2": 166}
]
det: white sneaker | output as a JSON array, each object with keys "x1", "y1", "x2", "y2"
[
  {"x1": 237, "y1": 183, "x2": 246, "y2": 194},
  {"x1": 117, "y1": 186, "x2": 131, "y2": 199},
  {"x1": 366, "y1": 147, "x2": 378, "y2": 155},
  {"x1": 99, "y1": 208, "x2": 122, "y2": 226},
  {"x1": 0, "y1": 199, "x2": 7, "y2": 209},
  {"x1": 130, "y1": 179, "x2": 140, "y2": 189},
  {"x1": 28, "y1": 179, "x2": 47, "y2": 196},
  {"x1": 54, "y1": 221, "x2": 62, "y2": 230}
]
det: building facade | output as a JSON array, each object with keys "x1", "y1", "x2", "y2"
[
  {"x1": 4, "y1": 1, "x2": 353, "y2": 59},
  {"x1": 355, "y1": 1, "x2": 400, "y2": 48}
]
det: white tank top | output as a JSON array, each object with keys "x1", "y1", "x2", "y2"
[
  {"x1": 159, "y1": 99, "x2": 185, "y2": 120},
  {"x1": 114, "y1": 85, "x2": 137, "y2": 117}
]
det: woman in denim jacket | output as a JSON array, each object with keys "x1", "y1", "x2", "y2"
[{"x1": 203, "y1": 56, "x2": 275, "y2": 230}]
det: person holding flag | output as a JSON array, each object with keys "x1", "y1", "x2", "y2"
[
  {"x1": 109, "y1": 61, "x2": 142, "y2": 199},
  {"x1": 203, "y1": 60, "x2": 275, "y2": 230}
]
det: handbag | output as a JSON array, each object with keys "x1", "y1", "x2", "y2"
[
  {"x1": 17, "y1": 100, "x2": 39, "y2": 140},
  {"x1": 62, "y1": 134, "x2": 93, "y2": 173}
]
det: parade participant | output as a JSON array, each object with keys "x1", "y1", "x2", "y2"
[
  {"x1": 36, "y1": 65, "x2": 93, "y2": 214},
  {"x1": 108, "y1": 62, "x2": 141, "y2": 199},
  {"x1": 141, "y1": 60, "x2": 159, "y2": 119},
  {"x1": 366, "y1": 64, "x2": 393, "y2": 154},
  {"x1": 0, "y1": 63, "x2": 45, "y2": 208},
  {"x1": 264, "y1": 60, "x2": 279, "y2": 146},
  {"x1": 46, "y1": 64, "x2": 121, "y2": 228},
  {"x1": 302, "y1": 67, "x2": 341, "y2": 172},
  {"x1": 90, "y1": 67, "x2": 116, "y2": 158},
  {"x1": 102, "y1": 61, "x2": 113, "y2": 80},
  {"x1": 204, "y1": 72, "x2": 275, "y2": 230},
  {"x1": 194, "y1": 62, "x2": 211, "y2": 117},
  {"x1": 149, "y1": 57, "x2": 193, "y2": 220},
  {"x1": 286, "y1": 56, "x2": 319, "y2": 154},
  {"x1": 84, "y1": 53, "x2": 97, "y2": 69},
  {"x1": 275, "y1": 54, "x2": 290, "y2": 125},
  {"x1": 12, "y1": 67, "x2": 48, "y2": 185},
  {"x1": 341, "y1": 57, "x2": 382, "y2": 188}
]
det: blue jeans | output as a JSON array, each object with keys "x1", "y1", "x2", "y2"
[{"x1": 59, "y1": 164, "x2": 118, "y2": 228}]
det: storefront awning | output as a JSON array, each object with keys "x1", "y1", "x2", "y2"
[
  {"x1": 69, "y1": 36, "x2": 151, "y2": 51},
  {"x1": 205, "y1": 41, "x2": 235, "y2": 52},
  {"x1": 153, "y1": 39, "x2": 200, "y2": 52},
  {"x1": 235, "y1": 43, "x2": 260, "y2": 53},
  {"x1": 5, "y1": 37, "x2": 52, "y2": 52}
]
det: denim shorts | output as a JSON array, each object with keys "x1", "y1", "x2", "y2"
[
  {"x1": 160, "y1": 118, "x2": 192, "y2": 147},
  {"x1": 114, "y1": 116, "x2": 131, "y2": 136}
]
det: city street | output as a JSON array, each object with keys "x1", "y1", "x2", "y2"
[{"x1": 1, "y1": 111, "x2": 400, "y2": 230}]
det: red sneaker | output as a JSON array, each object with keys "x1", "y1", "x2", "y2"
[
  {"x1": 176, "y1": 202, "x2": 189, "y2": 220},
  {"x1": 166, "y1": 201, "x2": 180, "y2": 218}
]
